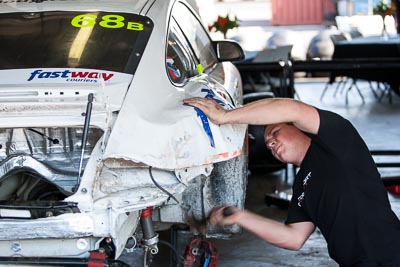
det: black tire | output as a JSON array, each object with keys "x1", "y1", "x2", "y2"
[{"x1": 206, "y1": 142, "x2": 248, "y2": 237}]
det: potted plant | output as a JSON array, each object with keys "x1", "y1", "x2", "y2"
[
  {"x1": 373, "y1": 0, "x2": 396, "y2": 35},
  {"x1": 208, "y1": 14, "x2": 240, "y2": 39},
  {"x1": 373, "y1": 0, "x2": 396, "y2": 17}
]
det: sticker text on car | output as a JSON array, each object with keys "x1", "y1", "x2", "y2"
[{"x1": 71, "y1": 14, "x2": 144, "y2": 31}]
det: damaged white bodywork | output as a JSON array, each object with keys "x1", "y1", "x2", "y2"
[{"x1": 0, "y1": 0, "x2": 247, "y2": 265}]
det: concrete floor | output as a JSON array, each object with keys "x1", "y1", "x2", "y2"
[{"x1": 148, "y1": 78, "x2": 400, "y2": 267}]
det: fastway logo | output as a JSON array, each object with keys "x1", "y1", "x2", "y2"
[{"x1": 27, "y1": 70, "x2": 114, "y2": 82}]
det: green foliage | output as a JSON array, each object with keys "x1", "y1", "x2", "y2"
[
  {"x1": 373, "y1": 0, "x2": 396, "y2": 16},
  {"x1": 208, "y1": 14, "x2": 240, "y2": 38}
]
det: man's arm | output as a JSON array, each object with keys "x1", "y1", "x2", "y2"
[
  {"x1": 209, "y1": 206, "x2": 315, "y2": 250},
  {"x1": 183, "y1": 97, "x2": 320, "y2": 134}
]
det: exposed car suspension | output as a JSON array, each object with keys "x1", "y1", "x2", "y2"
[{"x1": 140, "y1": 207, "x2": 159, "y2": 255}]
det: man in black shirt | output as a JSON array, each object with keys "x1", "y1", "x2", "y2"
[{"x1": 183, "y1": 97, "x2": 400, "y2": 266}]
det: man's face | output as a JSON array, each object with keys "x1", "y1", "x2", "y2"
[{"x1": 264, "y1": 123, "x2": 301, "y2": 163}]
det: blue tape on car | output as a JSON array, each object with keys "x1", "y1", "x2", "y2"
[
  {"x1": 194, "y1": 107, "x2": 215, "y2": 148},
  {"x1": 201, "y1": 88, "x2": 234, "y2": 109}
]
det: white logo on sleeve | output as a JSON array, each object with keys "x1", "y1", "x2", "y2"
[{"x1": 298, "y1": 172, "x2": 311, "y2": 207}]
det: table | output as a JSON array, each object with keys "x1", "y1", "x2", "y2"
[
  {"x1": 235, "y1": 36, "x2": 400, "y2": 98},
  {"x1": 332, "y1": 35, "x2": 400, "y2": 95},
  {"x1": 334, "y1": 35, "x2": 400, "y2": 58}
]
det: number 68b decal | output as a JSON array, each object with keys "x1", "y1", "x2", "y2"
[{"x1": 71, "y1": 14, "x2": 144, "y2": 31}]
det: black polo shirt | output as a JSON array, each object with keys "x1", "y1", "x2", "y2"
[{"x1": 286, "y1": 109, "x2": 400, "y2": 266}]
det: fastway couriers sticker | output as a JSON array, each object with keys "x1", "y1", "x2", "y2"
[{"x1": 27, "y1": 69, "x2": 114, "y2": 83}]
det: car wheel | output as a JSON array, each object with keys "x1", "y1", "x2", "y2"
[{"x1": 206, "y1": 142, "x2": 248, "y2": 237}]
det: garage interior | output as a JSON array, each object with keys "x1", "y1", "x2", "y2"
[{"x1": 1, "y1": 1, "x2": 399, "y2": 266}]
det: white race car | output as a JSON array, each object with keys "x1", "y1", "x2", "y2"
[{"x1": 0, "y1": 0, "x2": 247, "y2": 265}]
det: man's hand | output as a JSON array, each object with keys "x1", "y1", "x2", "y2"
[
  {"x1": 183, "y1": 97, "x2": 228, "y2": 125},
  {"x1": 208, "y1": 205, "x2": 241, "y2": 227}
]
